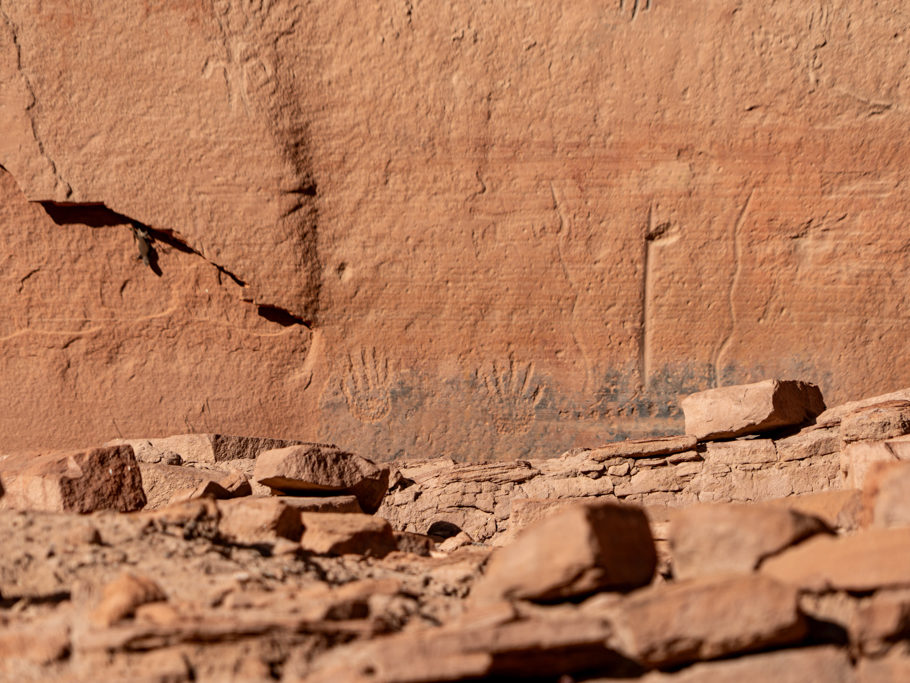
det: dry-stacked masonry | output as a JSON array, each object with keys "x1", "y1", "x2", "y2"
[{"x1": 1, "y1": 379, "x2": 910, "y2": 680}]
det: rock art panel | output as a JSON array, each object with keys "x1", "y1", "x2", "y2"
[{"x1": 1, "y1": 1, "x2": 910, "y2": 459}]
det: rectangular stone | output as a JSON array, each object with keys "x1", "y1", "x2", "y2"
[
  {"x1": 588, "y1": 435, "x2": 697, "y2": 461},
  {"x1": 0, "y1": 446, "x2": 145, "y2": 513},
  {"x1": 703, "y1": 439, "x2": 778, "y2": 465},
  {"x1": 775, "y1": 426, "x2": 840, "y2": 461},
  {"x1": 762, "y1": 528, "x2": 910, "y2": 593},
  {"x1": 606, "y1": 574, "x2": 806, "y2": 668},
  {"x1": 472, "y1": 501, "x2": 656, "y2": 603},
  {"x1": 681, "y1": 380, "x2": 826, "y2": 441},
  {"x1": 841, "y1": 400, "x2": 910, "y2": 444},
  {"x1": 276, "y1": 494, "x2": 362, "y2": 514}
]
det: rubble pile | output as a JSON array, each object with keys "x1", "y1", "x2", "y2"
[{"x1": 1, "y1": 379, "x2": 910, "y2": 681}]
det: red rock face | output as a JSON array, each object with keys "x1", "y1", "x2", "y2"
[{"x1": 2, "y1": 2, "x2": 910, "y2": 460}]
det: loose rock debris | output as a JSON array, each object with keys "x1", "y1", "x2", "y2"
[{"x1": 2, "y1": 379, "x2": 910, "y2": 681}]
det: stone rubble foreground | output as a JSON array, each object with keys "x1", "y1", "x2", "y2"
[{"x1": 0, "y1": 379, "x2": 909, "y2": 681}]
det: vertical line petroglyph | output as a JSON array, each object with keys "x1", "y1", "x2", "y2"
[
  {"x1": 638, "y1": 204, "x2": 652, "y2": 390},
  {"x1": 640, "y1": 203, "x2": 676, "y2": 391},
  {"x1": 713, "y1": 189, "x2": 755, "y2": 387},
  {"x1": 550, "y1": 181, "x2": 592, "y2": 395}
]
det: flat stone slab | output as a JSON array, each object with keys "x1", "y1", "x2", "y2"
[
  {"x1": 761, "y1": 527, "x2": 910, "y2": 593},
  {"x1": 588, "y1": 435, "x2": 698, "y2": 461},
  {"x1": 0, "y1": 446, "x2": 145, "y2": 513},
  {"x1": 606, "y1": 574, "x2": 807, "y2": 668},
  {"x1": 254, "y1": 445, "x2": 390, "y2": 513},
  {"x1": 275, "y1": 495, "x2": 362, "y2": 514},
  {"x1": 669, "y1": 502, "x2": 830, "y2": 579},
  {"x1": 681, "y1": 379, "x2": 826, "y2": 441}
]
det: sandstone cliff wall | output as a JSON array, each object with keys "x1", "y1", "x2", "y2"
[{"x1": 1, "y1": 1, "x2": 909, "y2": 459}]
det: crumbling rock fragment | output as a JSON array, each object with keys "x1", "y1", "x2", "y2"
[{"x1": 840, "y1": 401, "x2": 910, "y2": 444}]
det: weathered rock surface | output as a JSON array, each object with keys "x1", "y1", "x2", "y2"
[
  {"x1": 857, "y1": 650, "x2": 910, "y2": 683},
  {"x1": 300, "y1": 512, "x2": 397, "y2": 558},
  {"x1": 139, "y1": 462, "x2": 245, "y2": 509},
  {"x1": 766, "y1": 489, "x2": 862, "y2": 533},
  {"x1": 702, "y1": 438, "x2": 778, "y2": 465},
  {"x1": 471, "y1": 502, "x2": 656, "y2": 603},
  {"x1": 254, "y1": 444, "x2": 390, "y2": 513},
  {"x1": 304, "y1": 602, "x2": 633, "y2": 682},
  {"x1": 216, "y1": 497, "x2": 303, "y2": 545},
  {"x1": 0, "y1": 445, "x2": 145, "y2": 513},
  {"x1": 7, "y1": 385, "x2": 910, "y2": 679},
  {"x1": 638, "y1": 646, "x2": 856, "y2": 683},
  {"x1": 588, "y1": 435, "x2": 698, "y2": 461},
  {"x1": 669, "y1": 503, "x2": 830, "y2": 579},
  {"x1": 3, "y1": 4, "x2": 910, "y2": 461},
  {"x1": 863, "y1": 462, "x2": 910, "y2": 529},
  {"x1": 606, "y1": 574, "x2": 807, "y2": 668},
  {"x1": 91, "y1": 572, "x2": 168, "y2": 627},
  {"x1": 681, "y1": 380, "x2": 826, "y2": 441},
  {"x1": 775, "y1": 425, "x2": 841, "y2": 461},
  {"x1": 840, "y1": 401, "x2": 910, "y2": 444},
  {"x1": 762, "y1": 528, "x2": 910, "y2": 592},
  {"x1": 840, "y1": 436, "x2": 910, "y2": 489},
  {"x1": 381, "y1": 430, "x2": 842, "y2": 544},
  {"x1": 277, "y1": 494, "x2": 363, "y2": 514},
  {"x1": 849, "y1": 589, "x2": 910, "y2": 653}
]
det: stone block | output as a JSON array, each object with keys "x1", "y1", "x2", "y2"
[
  {"x1": 471, "y1": 501, "x2": 656, "y2": 603},
  {"x1": 607, "y1": 574, "x2": 806, "y2": 668},
  {"x1": 669, "y1": 502, "x2": 830, "y2": 579},
  {"x1": 254, "y1": 444, "x2": 389, "y2": 513},
  {"x1": 300, "y1": 512, "x2": 397, "y2": 557},
  {"x1": 0, "y1": 445, "x2": 145, "y2": 513},
  {"x1": 216, "y1": 497, "x2": 303, "y2": 545},
  {"x1": 681, "y1": 380, "x2": 825, "y2": 441}
]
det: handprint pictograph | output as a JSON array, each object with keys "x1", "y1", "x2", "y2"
[
  {"x1": 478, "y1": 358, "x2": 545, "y2": 434},
  {"x1": 341, "y1": 348, "x2": 394, "y2": 423},
  {"x1": 618, "y1": 0, "x2": 651, "y2": 21}
]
